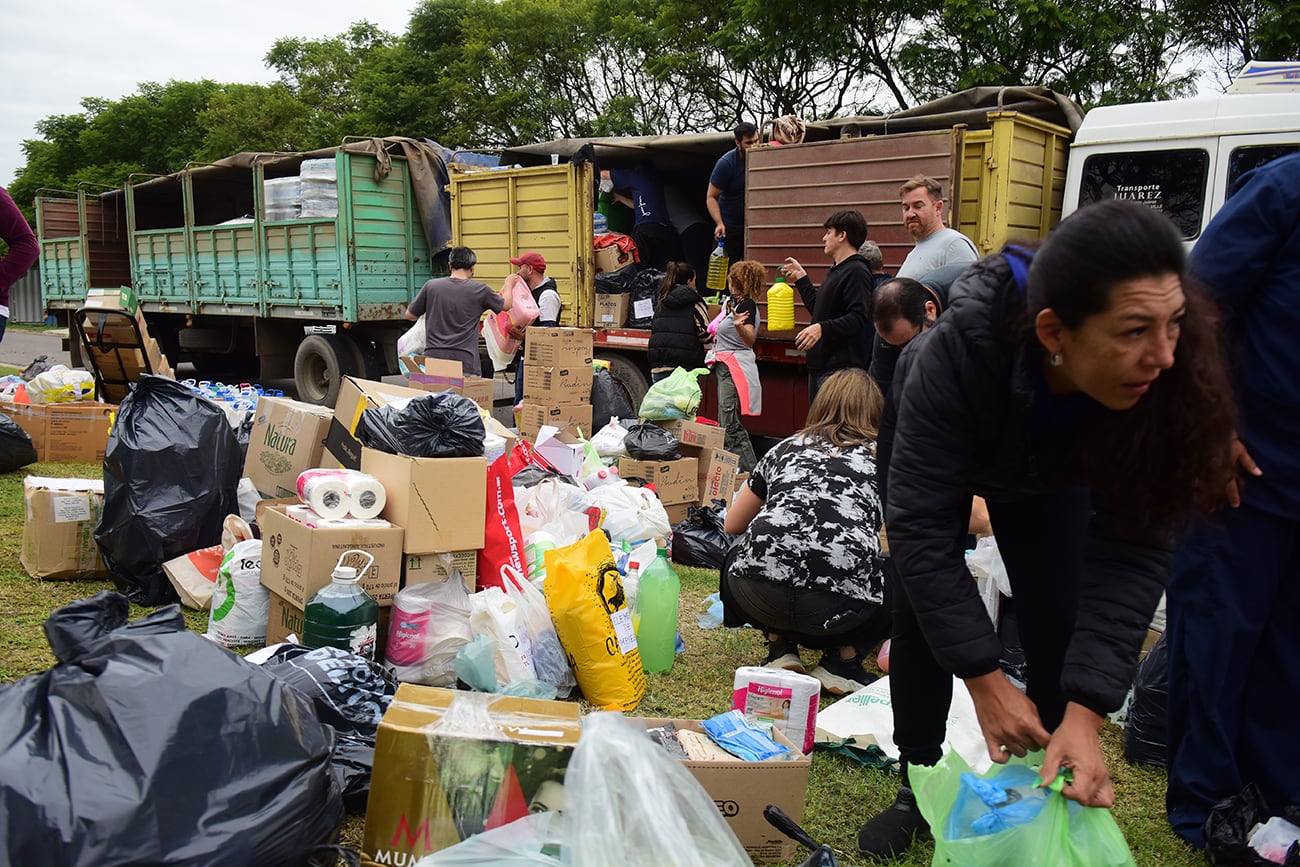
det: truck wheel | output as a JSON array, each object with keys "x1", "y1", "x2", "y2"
[
  {"x1": 294, "y1": 334, "x2": 360, "y2": 406},
  {"x1": 598, "y1": 353, "x2": 648, "y2": 414}
]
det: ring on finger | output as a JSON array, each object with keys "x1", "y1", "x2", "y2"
[{"x1": 999, "y1": 745, "x2": 1009, "y2": 752}]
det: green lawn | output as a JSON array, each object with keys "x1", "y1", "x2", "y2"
[{"x1": 0, "y1": 460, "x2": 1204, "y2": 866}]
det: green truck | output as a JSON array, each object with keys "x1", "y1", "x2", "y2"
[{"x1": 36, "y1": 139, "x2": 450, "y2": 405}]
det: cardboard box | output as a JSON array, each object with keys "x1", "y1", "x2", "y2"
[
  {"x1": 402, "y1": 357, "x2": 496, "y2": 412},
  {"x1": 0, "y1": 401, "x2": 114, "y2": 463},
  {"x1": 83, "y1": 286, "x2": 140, "y2": 316},
  {"x1": 522, "y1": 328, "x2": 592, "y2": 367},
  {"x1": 1140, "y1": 626, "x2": 1163, "y2": 661},
  {"x1": 363, "y1": 685, "x2": 582, "y2": 865},
  {"x1": 326, "y1": 376, "x2": 433, "y2": 469},
  {"x1": 522, "y1": 363, "x2": 593, "y2": 405},
  {"x1": 88, "y1": 345, "x2": 148, "y2": 379},
  {"x1": 518, "y1": 402, "x2": 593, "y2": 439},
  {"x1": 696, "y1": 447, "x2": 740, "y2": 507},
  {"x1": 594, "y1": 244, "x2": 633, "y2": 273},
  {"x1": 360, "y1": 448, "x2": 487, "y2": 554},
  {"x1": 265, "y1": 589, "x2": 391, "y2": 657},
  {"x1": 664, "y1": 502, "x2": 693, "y2": 525},
  {"x1": 653, "y1": 418, "x2": 727, "y2": 451},
  {"x1": 20, "y1": 477, "x2": 109, "y2": 581},
  {"x1": 402, "y1": 550, "x2": 477, "y2": 590},
  {"x1": 244, "y1": 396, "x2": 334, "y2": 498},
  {"x1": 639, "y1": 718, "x2": 811, "y2": 863},
  {"x1": 459, "y1": 376, "x2": 495, "y2": 412},
  {"x1": 595, "y1": 293, "x2": 629, "y2": 327},
  {"x1": 619, "y1": 456, "x2": 700, "y2": 505},
  {"x1": 259, "y1": 503, "x2": 405, "y2": 608}
]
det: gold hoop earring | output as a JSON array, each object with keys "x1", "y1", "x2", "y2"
[{"x1": 1049, "y1": 352, "x2": 1064, "y2": 367}]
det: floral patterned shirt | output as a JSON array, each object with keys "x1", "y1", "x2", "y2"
[{"x1": 730, "y1": 435, "x2": 885, "y2": 603}]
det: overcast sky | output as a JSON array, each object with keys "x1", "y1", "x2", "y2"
[{"x1": 0, "y1": 0, "x2": 421, "y2": 187}]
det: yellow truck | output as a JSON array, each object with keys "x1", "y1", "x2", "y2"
[{"x1": 449, "y1": 86, "x2": 1077, "y2": 434}]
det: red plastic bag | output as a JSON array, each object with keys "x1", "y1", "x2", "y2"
[
  {"x1": 477, "y1": 453, "x2": 526, "y2": 592},
  {"x1": 507, "y1": 440, "x2": 556, "y2": 476}
]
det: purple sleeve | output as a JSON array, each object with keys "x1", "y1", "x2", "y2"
[{"x1": 0, "y1": 188, "x2": 39, "y2": 297}]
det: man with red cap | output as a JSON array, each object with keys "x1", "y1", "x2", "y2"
[{"x1": 509, "y1": 252, "x2": 562, "y2": 407}]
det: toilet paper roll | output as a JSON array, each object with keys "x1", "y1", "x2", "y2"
[
  {"x1": 298, "y1": 474, "x2": 350, "y2": 520},
  {"x1": 346, "y1": 473, "x2": 387, "y2": 520}
]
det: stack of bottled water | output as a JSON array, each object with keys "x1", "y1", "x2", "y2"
[
  {"x1": 181, "y1": 380, "x2": 284, "y2": 427},
  {"x1": 263, "y1": 177, "x2": 300, "y2": 221},
  {"x1": 298, "y1": 158, "x2": 339, "y2": 219}
]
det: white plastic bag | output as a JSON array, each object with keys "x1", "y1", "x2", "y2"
[
  {"x1": 385, "y1": 574, "x2": 473, "y2": 686},
  {"x1": 589, "y1": 484, "x2": 671, "y2": 544},
  {"x1": 564, "y1": 712, "x2": 752, "y2": 866},
  {"x1": 502, "y1": 566, "x2": 577, "y2": 698},
  {"x1": 469, "y1": 586, "x2": 536, "y2": 685},
  {"x1": 965, "y1": 535, "x2": 1012, "y2": 625},
  {"x1": 516, "y1": 478, "x2": 599, "y2": 547},
  {"x1": 590, "y1": 420, "x2": 630, "y2": 459},
  {"x1": 27, "y1": 366, "x2": 95, "y2": 404},
  {"x1": 205, "y1": 539, "x2": 268, "y2": 647},
  {"x1": 415, "y1": 813, "x2": 564, "y2": 865},
  {"x1": 398, "y1": 316, "x2": 426, "y2": 357}
]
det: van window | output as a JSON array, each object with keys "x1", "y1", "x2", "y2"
[
  {"x1": 1080, "y1": 149, "x2": 1210, "y2": 240},
  {"x1": 1227, "y1": 144, "x2": 1300, "y2": 190}
]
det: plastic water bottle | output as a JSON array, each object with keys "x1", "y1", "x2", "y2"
[
  {"x1": 636, "y1": 547, "x2": 680, "y2": 673},
  {"x1": 302, "y1": 550, "x2": 380, "y2": 660},
  {"x1": 583, "y1": 466, "x2": 621, "y2": 490},
  {"x1": 706, "y1": 240, "x2": 730, "y2": 294},
  {"x1": 768, "y1": 275, "x2": 795, "y2": 330}
]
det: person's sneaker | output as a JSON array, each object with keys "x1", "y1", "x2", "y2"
[
  {"x1": 762, "y1": 638, "x2": 806, "y2": 673},
  {"x1": 856, "y1": 786, "x2": 931, "y2": 861},
  {"x1": 810, "y1": 652, "x2": 876, "y2": 695}
]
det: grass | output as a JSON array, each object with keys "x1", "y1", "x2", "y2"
[{"x1": 0, "y1": 461, "x2": 1204, "y2": 866}]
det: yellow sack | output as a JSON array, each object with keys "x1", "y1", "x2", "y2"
[{"x1": 543, "y1": 530, "x2": 645, "y2": 710}]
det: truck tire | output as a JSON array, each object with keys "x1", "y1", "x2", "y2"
[
  {"x1": 597, "y1": 353, "x2": 649, "y2": 415},
  {"x1": 294, "y1": 334, "x2": 361, "y2": 406}
]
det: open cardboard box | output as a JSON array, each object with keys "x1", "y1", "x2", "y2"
[{"x1": 638, "y1": 717, "x2": 812, "y2": 863}]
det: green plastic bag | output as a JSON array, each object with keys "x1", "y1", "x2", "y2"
[
  {"x1": 910, "y1": 749, "x2": 1136, "y2": 866},
  {"x1": 638, "y1": 367, "x2": 709, "y2": 421}
]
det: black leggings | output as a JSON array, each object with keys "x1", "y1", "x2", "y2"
[
  {"x1": 890, "y1": 487, "x2": 1089, "y2": 769},
  {"x1": 721, "y1": 546, "x2": 891, "y2": 652}
]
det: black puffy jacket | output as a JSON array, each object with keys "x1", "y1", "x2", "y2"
[
  {"x1": 793, "y1": 253, "x2": 872, "y2": 375},
  {"x1": 647, "y1": 284, "x2": 708, "y2": 371},
  {"x1": 879, "y1": 253, "x2": 1172, "y2": 716}
]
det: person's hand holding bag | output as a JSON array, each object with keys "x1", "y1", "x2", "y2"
[
  {"x1": 1038, "y1": 703, "x2": 1115, "y2": 807},
  {"x1": 965, "y1": 669, "x2": 1051, "y2": 761}
]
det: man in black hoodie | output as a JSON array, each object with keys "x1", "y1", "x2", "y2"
[{"x1": 781, "y1": 210, "x2": 873, "y2": 404}]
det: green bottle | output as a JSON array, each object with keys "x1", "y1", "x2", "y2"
[
  {"x1": 302, "y1": 550, "x2": 380, "y2": 660},
  {"x1": 636, "y1": 547, "x2": 680, "y2": 673}
]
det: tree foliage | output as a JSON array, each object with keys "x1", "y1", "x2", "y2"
[{"x1": 6, "y1": 0, "x2": 1295, "y2": 220}]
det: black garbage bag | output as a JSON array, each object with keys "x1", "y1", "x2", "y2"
[
  {"x1": 512, "y1": 465, "x2": 580, "y2": 488},
  {"x1": 591, "y1": 366, "x2": 635, "y2": 430},
  {"x1": 0, "y1": 591, "x2": 344, "y2": 867},
  {"x1": 594, "y1": 262, "x2": 637, "y2": 295},
  {"x1": 1205, "y1": 783, "x2": 1300, "y2": 866},
  {"x1": 0, "y1": 414, "x2": 38, "y2": 473},
  {"x1": 623, "y1": 421, "x2": 680, "y2": 460},
  {"x1": 671, "y1": 506, "x2": 733, "y2": 570},
  {"x1": 262, "y1": 645, "x2": 398, "y2": 814},
  {"x1": 1123, "y1": 631, "x2": 1168, "y2": 766},
  {"x1": 627, "y1": 268, "x2": 666, "y2": 328},
  {"x1": 358, "y1": 391, "x2": 485, "y2": 457},
  {"x1": 997, "y1": 605, "x2": 1029, "y2": 685},
  {"x1": 96, "y1": 376, "x2": 242, "y2": 605}
]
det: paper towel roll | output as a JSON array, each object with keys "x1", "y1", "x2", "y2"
[
  {"x1": 346, "y1": 473, "x2": 387, "y2": 520},
  {"x1": 298, "y1": 474, "x2": 350, "y2": 520},
  {"x1": 732, "y1": 666, "x2": 822, "y2": 754}
]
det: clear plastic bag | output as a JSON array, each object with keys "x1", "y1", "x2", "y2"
[
  {"x1": 469, "y1": 586, "x2": 537, "y2": 685},
  {"x1": 589, "y1": 484, "x2": 671, "y2": 545},
  {"x1": 502, "y1": 565, "x2": 577, "y2": 698},
  {"x1": 415, "y1": 813, "x2": 564, "y2": 865},
  {"x1": 385, "y1": 574, "x2": 473, "y2": 686},
  {"x1": 562, "y1": 712, "x2": 752, "y2": 866},
  {"x1": 966, "y1": 536, "x2": 1012, "y2": 625},
  {"x1": 590, "y1": 420, "x2": 630, "y2": 459}
]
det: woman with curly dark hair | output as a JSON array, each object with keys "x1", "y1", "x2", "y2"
[{"x1": 855, "y1": 199, "x2": 1236, "y2": 860}]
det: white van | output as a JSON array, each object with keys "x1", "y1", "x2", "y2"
[{"x1": 1062, "y1": 63, "x2": 1300, "y2": 244}]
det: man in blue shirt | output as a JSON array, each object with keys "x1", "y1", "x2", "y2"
[
  {"x1": 602, "y1": 165, "x2": 681, "y2": 271},
  {"x1": 707, "y1": 122, "x2": 759, "y2": 264},
  {"x1": 1165, "y1": 151, "x2": 1300, "y2": 849}
]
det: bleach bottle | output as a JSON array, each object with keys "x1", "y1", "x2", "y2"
[{"x1": 302, "y1": 550, "x2": 379, "y2": 660}]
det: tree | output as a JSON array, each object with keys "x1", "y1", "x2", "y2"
[{"x1": 1168, "y1": 0, "x2": 1299, "y2": 81}]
